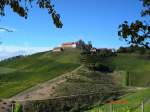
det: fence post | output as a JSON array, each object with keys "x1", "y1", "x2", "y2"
[
  {"x1": 128, "y1": 71, "x2": 130, "y2": 86},
  {"x1": 141, "y1": 101, "x2": 144, "y2": 112},
  {"x1": 126, "y1": 71, "x2": 129, "y2": 86},
  {"x1": 12, "y1": 103, "x2": 14, "y2": 112},
  {"x1": 109, "y1": 103, "x2": 112, "y2": 112}
]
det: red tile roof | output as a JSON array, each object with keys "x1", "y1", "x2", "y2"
[{"x1": 62, "y1": 42, "x2": 77, "y2": 45}]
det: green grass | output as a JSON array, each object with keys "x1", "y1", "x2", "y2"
[
  {"x1": 111, "y1": 54, "x2": 150, "y2": 86},
  {"x1": 0, "y1": 49, "x2": 81, "y2": 98},
  {"x1": 0, "y1": 67, "x2": 17, "y2": 74},
  {"x1": 89, "y1": 88, "x2": 150, "y2": 112}
]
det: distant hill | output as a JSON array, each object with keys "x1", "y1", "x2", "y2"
[{"x1": 0, "y1": 48, "x2": 81, "y2": 98}]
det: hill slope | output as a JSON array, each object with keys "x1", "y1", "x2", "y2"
[
  {"x1": 111, "y1": 54, "x2": 150, "y2": 86},
  {"x1": 0, "y1": 49, "x2": 81, "y2": 98},
  {"x1": 10, "y1": 66, "x2": 122, "y2": 101},
  {"x1": 0, "y1": 50, "x2": 150, "y2": 99}
]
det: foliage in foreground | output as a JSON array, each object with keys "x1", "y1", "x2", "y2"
[
  {"x1": 0, "y1": 0, "x2": 63, "y2": 28},
  {"x1": 118, "y1": 0, "x2": 150, "y2": 48}
]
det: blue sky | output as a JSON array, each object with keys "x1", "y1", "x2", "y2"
[{"x1": 0, "y1": 0, "x2": 145, "y2": 59}]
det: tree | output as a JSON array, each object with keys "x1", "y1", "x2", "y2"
[
  {"x1": 77, "y1": 39, "x2": 86, "y2": 49},
  {"x1": 118, "y1": 0, "x2": 150, "y2": 48},
  {"x1": 0, "y1": 28, "x2": 13, "y2": 32},
  {"x1": 87, "y1": 41, "x2": 92, "y2": 49},
  {"x1": 0, "y1": 0, "x2": 63, "y2": 28}
]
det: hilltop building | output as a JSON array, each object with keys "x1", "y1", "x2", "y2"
[
  {"x1": 52, "y1": 41, "x2": 78, "y2": 52},
  {"x1": 62, "y1": 42, "x2": 77, "y2": 49}
]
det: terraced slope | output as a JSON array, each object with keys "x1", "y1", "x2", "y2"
[{"x1": 0, "y1": 49, "x2": 81, "y2": 98}]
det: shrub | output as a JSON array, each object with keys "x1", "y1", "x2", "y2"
[{"x1": 95, "y1": 63, "x2": 112, "y2": 72}]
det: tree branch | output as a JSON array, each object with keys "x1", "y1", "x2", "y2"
[{"x1": 0, "y1": 28, "x2": 13, "y2": 32}]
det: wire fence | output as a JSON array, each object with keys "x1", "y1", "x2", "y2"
[
  {"x1": 1, "y1": 90, "x2": 125, "y2": 112},
  {"x1": 92, "y1": 97, "x2": 150, "y2": 112},
  {"x1": 1, "y1": 90, "x2": 149, "y2": 112}
]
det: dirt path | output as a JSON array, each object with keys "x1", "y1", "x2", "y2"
[{"x1": 9, "y1": 66, "x2": 82, "y2": 101}]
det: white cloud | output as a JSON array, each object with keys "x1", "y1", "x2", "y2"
[{"x1": 0, "y1": 45, "x2": 51, "y2": 60}]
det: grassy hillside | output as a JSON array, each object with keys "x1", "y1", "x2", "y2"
[
  {"x1": 0, "y1": 50, "x2": 150, "y2": 99},
  {"x1": 111, "y1": 54, "x2": 150, "y2": 87},
  {"x1": 0, "y1": 67, "x2": 17, "y2": 74},
  {"x1": 0, "y1": 49, "x2": 81, "y2": 98},
  {"x1": 89, "y1": 88, "x2": 150, "y2": 112}
]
